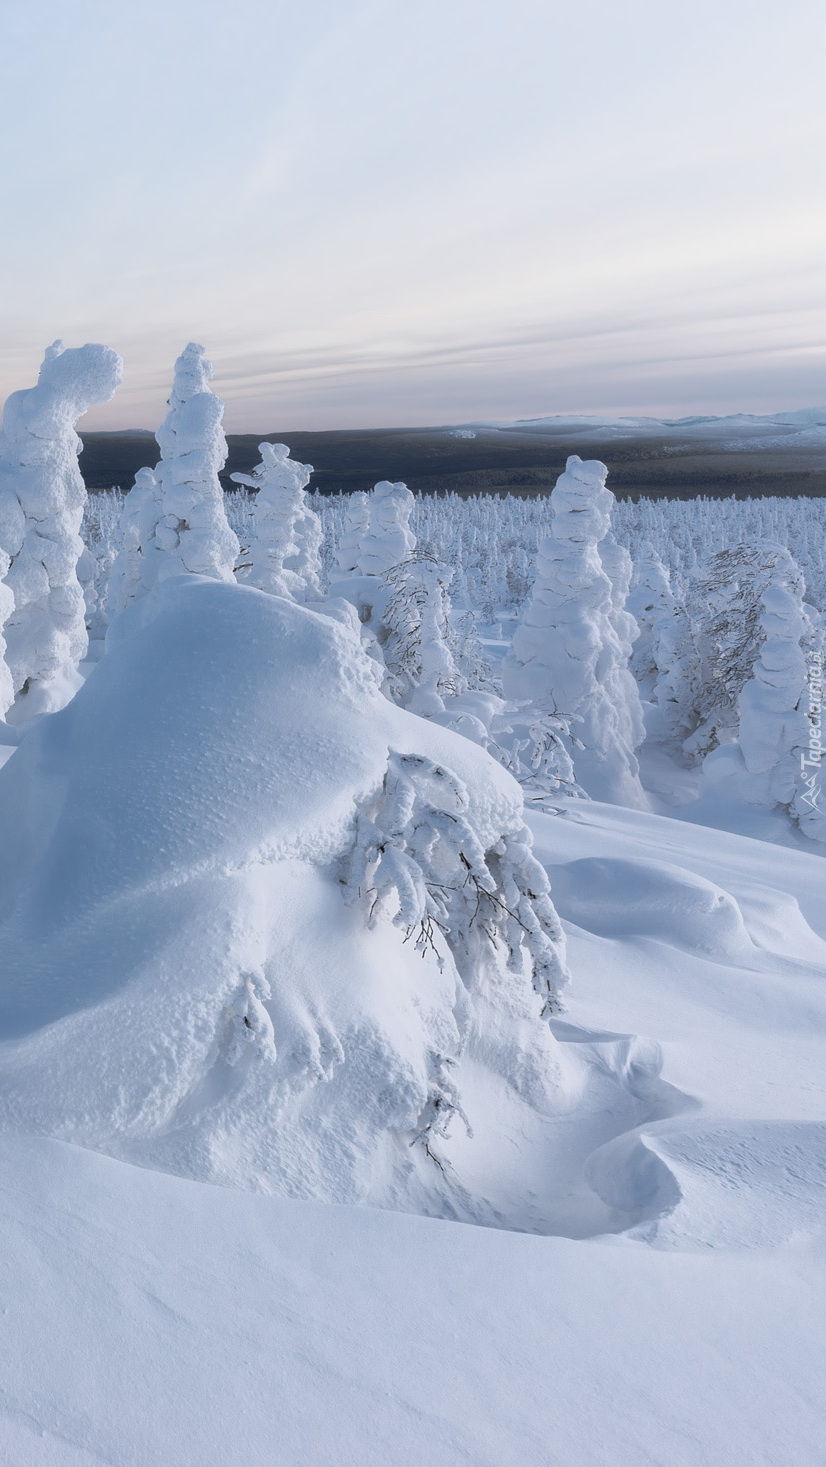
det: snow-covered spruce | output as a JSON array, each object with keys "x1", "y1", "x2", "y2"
[
  {"x1": 117, "y1": 343, "x2": 239, "y2": 598},
  {"x1": 335, "y1": 490, "x2": 370, "y2": 575},
  {"x1": 287, "y1": 477, "x2": 324, "y2": 601},
  {"x1": 734, "y1": 580, "x2": 825, "y2": 841},
  {"x1": 345, "y1": 750, "x2": 568, "y2": 1020},
  {"x1": 503, "y1": 456, "x2": 647, "y2": 808},
  {"x1": 627, "y1": 539, "x2": 675, "y2": 694},
  {"x1": 683, "y1": 543, "x2": 807, "y2": 762},
  {"x1": 107, "y1": 467, "x2": 161, "y2": 614},
  {"x1": 651, "y1": 600, "x2": 702, "y2": 747},
  {"x1": 489, "y1": 708, "x2": 585, "y2": 804},
  {"x1": 358, "y1": 480, "x2": 416, "y2": 576},
  {"x1": 230, "y1": 442, "x2": 317, "y2": 600},
  {"x1": 380, "y1": 552, "x2": 465, "y2": 715},
  {"x1": 737, "y1": 582, "x2": 812, "y2": 804},
  {"x1": 0, "y1": 340, "x2": 123, "y2": 715},
  {"x1": 0, "y1": 555, "x2": 13, "y2": 721}
]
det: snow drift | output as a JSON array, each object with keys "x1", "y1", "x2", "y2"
[{"x1": 0, "y1": 576, "x2": 571, "y2": 1219}]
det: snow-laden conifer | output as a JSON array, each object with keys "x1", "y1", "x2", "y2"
[
  {"x1": 287, "y1": 485, "x2": 324, "y2": 600},
  {"x1": 502, "y1": 456, "x2": 647, "y2": 808},
  {"x1": 133, "y1": 343, "x2": 239, "y2": 592},
  {"x1": 381, "y1": 552, "x2": 465, "y2": 715},
  {"x1": 684, "y1": 543, "x2": 805, "y2": 761},
  {"x1": 230, "y1": 442, "x2": 316, "y2": 600},
  {"x1": 628, "y1": 540, "x2": 675, "y2": 693},
  {"x1": 359, "y1": 480, "x2": 416, "y2": 575},
  {"x1": 0, "y1": 339, "x2": 123, "y2": 713},
  {"x1": 345, "y1": 750, "x2": 569, "y2": 1020},
  {"x1": 736, "y1": 579, "x2": 825, "y2": 840},
  {"x1": 0, "y1": 557, "x2": 13, "y2": 720},
  {"x1": 107, "y1": 467, "x2": 161, "y2": 614},
  {"x1": 651, "y1": 601, "x2": 702, "y2": 746},
  {"x1": 335, "y1": 491, "x2": 370, "y2": 575}
]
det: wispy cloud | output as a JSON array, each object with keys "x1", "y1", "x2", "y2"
[{"x1": 1, "y1": 0, "x2": 824, "y2": 429}]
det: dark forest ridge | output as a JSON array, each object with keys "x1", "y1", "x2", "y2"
[{"x1": 79, "y1": 411, "x2": 826, "y2": 500}]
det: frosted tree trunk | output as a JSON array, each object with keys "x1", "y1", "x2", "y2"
[{"x1": 0, "y1": 339, "x2": 123, "y2": 715}]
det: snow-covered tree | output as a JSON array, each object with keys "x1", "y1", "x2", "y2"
[
  {"x1": 335, "y1": 490, "x2": 370, "y2": 575},
  {"x1": 684, "y1": 542, "x2": 805, "y2": 761},
  {"x1": 733, "y1": 579, "x2": 825, "y2": 842},
  {"x1": 230, "y1": 442, "x2": 315, "y2": 600},
  {"x1": 627, "y1": 540, "x2": 675, "y2": 693},
  {"x1": 599, "y1": 531, "x2": 647, "y2": 753},
  {"x1": 286, "y1": 486, "x2": 323, "y2": 601},
  {"x1": 380, "y1": 552, "x2": 465, "y2": 715},
  {"x1": 345, "y1": 750, "x2": 569, "y2": 1021},
  {"x1": 503, "y1": 455, "x2": 647, "y2": 808},
  {"x1": 359, "y1": 480, "x2": 416, "y2": 576},
  {"x1": 130, "y1": 343, "x2": 239, "y2": 593},
  {"x1": 651, "y1": 601, "x2": 702, "y2": 747},
  {"x1": 0, "y1": 556, "x2": 13, "y2": 720},
  {"x1": 0, "y1": 339, "x2": 123, "y2": 714},
  {"x1": 106, "y1": 467, "x2": 161, "y2": 615}
]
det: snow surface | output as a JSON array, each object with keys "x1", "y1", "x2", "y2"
[
  {"x1": 0, "y1": 783, "x2": 824, "y2": 1462},
  {"x1": 0, "y1": 576, "x2": 569, "y2": 1218},
  {"x1": 0, "y1": 531, "x2": 824, "y2": 1460}
]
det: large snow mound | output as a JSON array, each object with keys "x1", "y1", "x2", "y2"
[{"x1": 0, "y1": 577, "x2": 575, "y2": 1220}]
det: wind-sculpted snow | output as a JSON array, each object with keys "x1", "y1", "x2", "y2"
[
  {"x1": 0, "y1": 576, "x2": 576, "y2": 1218},
  {"x1": 547, "y1": 855, "x2": 755, "y2": 960}
]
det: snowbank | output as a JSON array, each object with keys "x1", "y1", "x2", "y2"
[{"x1": 0, "y1": 576, "x2": 568, "y2": 1217}]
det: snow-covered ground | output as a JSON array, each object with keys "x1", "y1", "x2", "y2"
[
  {"x1": 0, "y1": 576, "x2": 824, "y2": 1464},
  {"x1": 0, "y1": 794, "x2": 824, "y2": 1464},
  {"x1": 1, "y1": 353, "x2": 824, "y2": 1462}
]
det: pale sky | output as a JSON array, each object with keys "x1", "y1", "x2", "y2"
[{"x1": 1, "y1": 0, "x2": 824, "y2": 430}]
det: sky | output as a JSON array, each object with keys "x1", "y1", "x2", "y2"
[{"x1": 0, "y1": 0, "x2": 824, "y2": 431}]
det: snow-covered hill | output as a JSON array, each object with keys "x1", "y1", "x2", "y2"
[{"x1": 480, "y1": 406, "x2": 826, "y2": 451}]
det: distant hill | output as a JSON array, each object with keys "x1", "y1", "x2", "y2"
[{"x1": 78, "y1": 412, "x2": 826, "y2": 500}]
